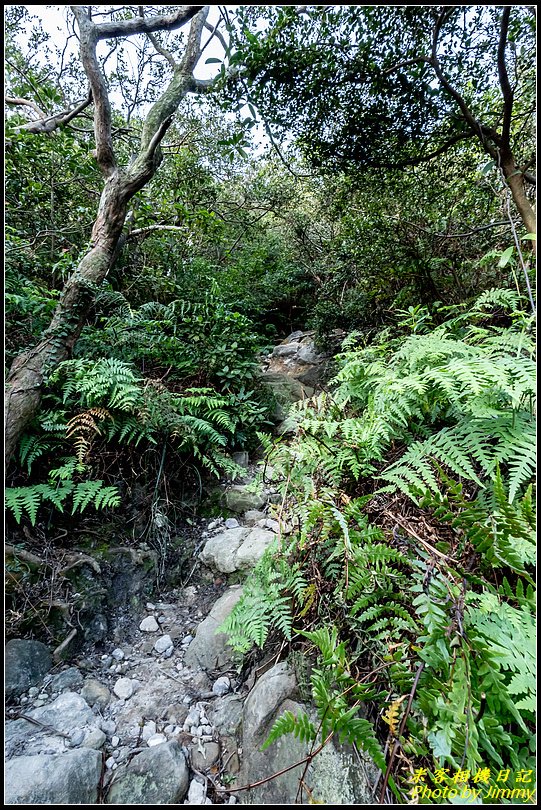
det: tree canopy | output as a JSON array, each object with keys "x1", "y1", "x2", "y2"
[{"x1": 226, "y1": 5, "x2": 536, "y2": 232}]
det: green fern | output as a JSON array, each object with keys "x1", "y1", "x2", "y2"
[
  {"x1": 6, "y1": 480, "x2": 120, "y2": 525},
  {"x1": 262, "y1": 710, "x2": 317, "y2": 750}
]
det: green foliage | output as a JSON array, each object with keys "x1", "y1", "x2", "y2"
[
  {"x1": 228, "y1": 6, "x2": 534, "y2": 181},
  {"x1": 221, "y1": 289, "x2": 536, "y2": 798},
  {"x1": 220, "y1": 545, "x2": 307, "y2": 653},
  {"x1": 5, "y1": 480, "x2": 121, "y2": 525},
  {"x1": 262, "y1": 710, "x2": 316, "y2": 750},
  {"x1": 6, "y1": 355, "x2": 265, "y2": 526},
  {"x1": 76, "y1": 285, "x2": 265, "y2": 391}
]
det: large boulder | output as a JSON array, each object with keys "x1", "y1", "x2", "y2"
[
  {"x1": 236, "y1": 529, "x2": 276, "y2": 569},
  {"x1": 200, "y1": 528, "x2": 275, "y2": 573},
  {"x1": 5, "y1": 749, "x2": 102, "y2": 804},
  {"x1": 5, "y1": 692, "x2": 101, "y2": 757},
  {"x1": 199, "y1": 527, "x2": 250, "y2": 573},
  {"x1": 5, "y1": 639, "x2": 52, "y2": 700},
  {"x1": 225, "y1": 486, "x2": 266, "y2": 513},
  {"x1": 106, "y1": 741, "x2": 189, "y2": 804},
  {"x1": 184, "y1": 586, "x2": 243, "y2": 672},
  {"x1": 239, "y1": 663, "x2": 377, "y2": 805}
]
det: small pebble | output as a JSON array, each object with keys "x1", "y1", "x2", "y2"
[
  {"x1": 142, "y1": 721, "x2": 157, "y2": 740},
  {"x1": 82, "y1": 728, "x2": 106, "y2": 749},
  {"x1": 225, "y1": 518, "x2": 239, "y2": 529},
  {"x1": 105, "y1": 756, "x2": 116, "y2": 770},
  {"x1": 111, "y1": 648, "x2": 124, "y2": 661},
  {"x1": 33, "y1": 699, "x2": 45, "y2": 707},
  {"x1": 182, "y1": 635, "x2": 194, "y2": 645},
  {"x1": 28, "y1": 687, "x2": 39, "y2": 698},
  {"x1": 162, "y1": 647, "x2": 174, "y2": 659},
  {"x1": 146, "y1": 602, "x2": 156, "y2": 610},
  {"x1": 164, "y1": 724, "x2": 174, "y2": 735},
  {"x1": 111, "y1": 736, "x2": 120, "y2": 747}
]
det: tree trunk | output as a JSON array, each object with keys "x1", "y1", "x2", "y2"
[
  {"x1": 502, "y1": 159, "x2": 536, "y2": 237},
  {"x1": 5, "y1": 173, "x2": 128, "y2": 468}
]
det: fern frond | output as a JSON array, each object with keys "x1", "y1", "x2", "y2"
[{"x1": 262, "y1": 710, "x2": 317, "y2": 750}]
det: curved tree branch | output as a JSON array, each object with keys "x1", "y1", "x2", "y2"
[
  {"x1": 71, "y1": 6, "x2": 116, "y2": 176},
  {"x1": 138, "y1": 6, "x2": 179, "y2": 68},
  {"x1": 429, "y1": 8, "x2": 501, "y2": 155},
  {"x1": 5, "y1": 95, "x2": 46, "y2": 119},
  {"x1": 95, "y1": 6, "x2": 203, "y2": 40},
  {"x1": 13, "y1": 90, "x2": 93, "y2": 135}
]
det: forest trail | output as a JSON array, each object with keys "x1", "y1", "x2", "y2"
[{"x1": 5, "y1": 333, "x2": 369, "y2": 805}]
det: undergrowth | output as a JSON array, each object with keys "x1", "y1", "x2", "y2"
[{"x1": 220, "y1": 288, "x2": 536, "y2": 803}]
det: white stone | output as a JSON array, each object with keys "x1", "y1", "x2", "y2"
[
  {"x1": 100, "y1": 719, "x2": 116, "y2": 735},
  {"x1": 225, "y1": 518, "x2": 240, "y2": 529},
  {"x1": 154, "y1": 635, "x2": 173, "y2": 654},
  {"x1": 186, "y1": 778, "x2": 207, "y2": 804},
  {"x1": 113, "y1": 678, "x2": 133, "y2": 700},
  {"x1": 111, "y1": 648, "x2": 124, "y2": 661},
  {"x1": 139, "y1": 616, "x2": 159, "y2": 633},
  {"x1": 142, "y1": 721, "x2": 157, "y2": 740},
  {"x1": 184, "y1": 707, "x2": 200, "y2": 729},
  {"x1": 111, "y1": 736, "x2": 120, "y2": 747},
  {"x1": 147, "y1": 733, "x2": 167, "y2": 747}
]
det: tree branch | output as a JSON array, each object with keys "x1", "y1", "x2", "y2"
[
  {"x1": 5, "y1": 95, "x2": 46, "y2": 119},
  {"x1": 138, "y1": 6, "x2": 178, "y2": 68},
  {"x1": 180, "y1": 6, "x2": 210, "y2": 73},
  {"x1": 429, "y1": 9, "x2": 501, "y2": 156},
  {"x1": 128, "y1": 224, "x2": 189, "y2": 239},
  {"x1": 497, "y1": 7, "x2": 513, "y2": 144},
  {"x1": 95, "y1": 6, "x2": 203, "y2": 40},
  {"x1": 128, "y1": 8, "x2": 210, "y2": 185},
  {"x1": 13, "y1": 90, "x2": 93, "y2": 135},
  {"x1": 203, "y1": 20, "x2": 228, "y2": 53},
  {"x1": 368, "y1": 132, "x2": 474, "y2": 170},
  {"x1": 71, "y1": 7, "x2": 116, "y2": 176},
  {"x1": 383, "y1": 56, "x2": 431, "y2": 76},
  {"x1": 401, "y1": 218, "x2": 519, "y2": 240}
]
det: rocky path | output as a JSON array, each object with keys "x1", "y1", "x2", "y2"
[
  {"x1": 5, "y1": 495, "x2": 278, "y2": 805},
  {"x1": 5, "y1": 330, "x2": 374, "y2": 805}
]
